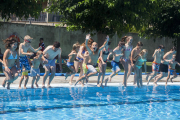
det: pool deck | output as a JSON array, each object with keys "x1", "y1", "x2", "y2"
[{"x1": 0, "y1": 75, "x2": 179, "y2": 89}]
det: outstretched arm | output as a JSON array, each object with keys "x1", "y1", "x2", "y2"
[
  {"x1": 152, "y1": 49, "x2": 158, "y2": 58},
  {"x1": 85, "y1": 34, "x2": 92, "y2": 54},
  {"x1": 98, "y1": 35, "x2": 109, "y2": 52},
  {"x1": 29, "y1": 45, "x2": 42, "y2": 53},
  {"x1": 176, "y1": 61, "x2": 180, "y2": 66}
]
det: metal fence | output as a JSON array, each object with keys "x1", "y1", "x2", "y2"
[{"x1": 7, "y1": 12, "x2": 63, "y2": 23}]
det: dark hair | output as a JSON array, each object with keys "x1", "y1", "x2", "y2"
[
  {"x1": 53, "y1": 41, "x2": 60, "y2": 48},
  {"x1": 40, "y1": 38, "x2": 44, "y2": 41},
  {"x1": 137, "y1": 41, "x2": 143, "y2": 46},
  {"x1": 3, "y1": 37, "x2": 19, "y2": 50},
  {"x1": 118, "y1": 41, "x2": 125, "y2": 46},
  {"x1": 159, "y1": 45, "x2": 165, "y2": 49},
  {"x1": 171, "y1": 46, "x2": 176, "y2": 51},
  {"x1": 121, "y1": 36, "x2": 127, "y2": 42}
]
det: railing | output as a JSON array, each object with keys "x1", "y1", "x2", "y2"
[{"x1": 1, "y1": 12, "x2": 63, "y2": 23}]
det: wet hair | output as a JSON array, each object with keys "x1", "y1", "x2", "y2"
[
  {"x1": 36, "y1": 51, "x2": 43, "y2": 55},
  {"x1": 72, "y1": 42, "x2": 80, "y2": 51},
  {"x1": 171, "y1": 46, "x2": 176, "y2": 51},
  {"x1": 159, "y1": 45, "x2": 165, "y2": 49},
  {"x1": 40, "y1": 38, "x2": 44, "y2": 41},
  {"x1": 118, "y1": 41, "x2": 125, "y2": 46},
  {"x1": 137, "y1": 41, "x2": 143, "y2": 46},
  {"x1": 3, "y1": 37, "x2": 19, "y2": 50},
  {"x1": 53, "y1": 41, "x2": 60, "y2": 48}
]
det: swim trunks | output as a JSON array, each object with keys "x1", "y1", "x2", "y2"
[
  {"x1": 43, "y1": 58, "x2": 56, "y2": 67},
  {"x1": 67, "y1": 62, "x2": 74, "y2": 67},
  {"x1": 86, "y1": 63, "x2": 97, "y2": 74},
  {"x1": 152, "y1": 61, "x2": 160, "y2": 72},
  {"x1": 30, "y1": 67, "x2": 40, "y2": 77},
  {"x1": 168, "y1": 69, "x2": 175, "y2": 73},
  {"x1": 111, "y1": 61, "x2": 120, "y2": 72},
  {"x1": 19, "y1": 56, "x2": 31, "y2": 71},
  {"x1": 82, "y1": 63, "x2": 88, "y2": 74}
]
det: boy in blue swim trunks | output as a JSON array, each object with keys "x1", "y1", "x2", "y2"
[
  {"x1": 19, "y1": 35, "x2": 42, "y2": 89},
  {"x1": 64, "y1": 42, "x2": 80, "y2": 85},
  {"x1": 165, "y1": 55, "x2": 180, "y2": 85},
  {"x1": 105, "y1": 41, "x2": 125, "y2": 86}
]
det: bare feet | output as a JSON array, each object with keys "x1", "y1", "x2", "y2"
[
  {"x1": 35, "y1": 83, "x2": 39, "y2": 88},
  {"x1": 147, "y1": 80, "x2": 150, "y2": 85},
  {"x1": 97, "y1": 84, "x2": 101, "y2": 87},
  {"x1": 31, "y1": 86, "x2": 34, "y2": 89},
  {"x1": 105, "y1": 78, "x2": 108, "y2": 86},
  {"x1": 7, "y1": 83, "x2": 10, "y2": 89},
  {"x1": 24, "y1": 86, "x2": 27, "y2": 89},
  {"x1": 170, "y1": 78, "x2": 173, "y2": 83},
  {"x1": 81, "y1": 83, "x2": 84, "y2": 87},
  {"x1": 47, "y1": 85, "x2": 52, "y2": 88},
  {"x1": 153, "y1": 82, "x2": 158, "y2": 86},
  {"x1": 165, "y1": 83, "x2": 167, "y2": 86},
  {"x1": 69, "y1": 82, "x2": 72, "y2": 85},
  {"x1": 65, "y1": 73, "x2": 68, "y2": 80},
  {"x1": 2, "y1": 79, "x2": 6, "y2": 88},
  {"x1": 42, "y1": 86, "x2": 46, "y2": 88}
]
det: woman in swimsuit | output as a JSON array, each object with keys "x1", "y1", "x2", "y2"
[
  {"x1": 97, "y1": 41, "x2": 111, "y2": 87},
  {"x1": 2, "y1": 37, "x2": 20, "y2": 89},
  {"x1": 121, "y1": 36, "x2": 133, "y2": 87},
  {"x1": 70, "y1": 39, "x2": 94, "y2": 83},
  {"x1": 134, "y1": 49, "x2": 148, "y2": 87}
]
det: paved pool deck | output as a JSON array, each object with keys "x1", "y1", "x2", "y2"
[{"x1": 0, "y1": 75, "x2": 179, "y2": 89}]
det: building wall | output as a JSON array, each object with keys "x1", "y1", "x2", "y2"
[{"x1": 0, "y1": 22, "x2": 175, "y2": 60}]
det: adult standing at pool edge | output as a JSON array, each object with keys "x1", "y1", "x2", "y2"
[{"x1": 42, "y1": 41, "x2": 62, "y2": 88}]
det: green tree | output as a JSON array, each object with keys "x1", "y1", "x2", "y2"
[
  {"x1": 47, "y1": 0, "x2": 160, "y2": 37},
  {"x1": 0, "y1": 0, "x2": 44, "y2": 20},
  {"x1": 140, "y1": 0, "x2": 180, "y2": 61}
]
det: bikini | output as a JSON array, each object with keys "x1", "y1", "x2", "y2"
[
  {"x1": 98, "y1": 50, "x2": 109, "y2": 63},
  {"x1": 76, "y1": 50, "x2": 85, "y2": 62},
  {"x1": 2, "y1": 52, "x2": 17, "y2": 70},
  {"x1": 123, "y1": 47, "x2": 132, "y2": 62},
  {"x1": 136, "y1": 57, "x2": 147, "y2": 69}
]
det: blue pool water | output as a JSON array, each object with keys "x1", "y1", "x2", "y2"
[{"x1": 0, "y1": 85, "x2": 180, "y2": 120}]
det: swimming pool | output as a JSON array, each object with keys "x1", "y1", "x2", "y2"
[{"x1": 0, "y1": 84, "x2": 180, "y2": 120}]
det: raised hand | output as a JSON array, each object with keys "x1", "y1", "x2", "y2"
[{"x1": 86, "y1": 34, "x2": 91, "y2": 40}]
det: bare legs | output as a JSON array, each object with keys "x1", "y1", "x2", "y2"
[
  {"x1": 121, "y1": 60, "x2": 130, "y2": 87},
  {"x1": 154, "y1": 72, "x2": 168, "y2": 86},
  {"x1": 42, "y1": 66, "x2": 56, "y2": 88},
  {"x1": 97, "y1": 62, "x2": 106, "y2": 88},
  {"x1": 105, "y1": 69, "x2": 120, "y2": 86},
  {"x1": 134, "y1": 67, "x2": 143, "y2": 87},
  {"x1": 31, "y1": 75, "x2": 40, "y2": 88},
  {"x1": 147, "y1": 71, "x2": 158, "y2": 85},
  {"x1": 3, "y1": 66, "x2": 19, "y2": 89},
  {"x1": 65, "y1": 65, "x2": 76, "y2": 85},
  {"x1": 165, "y1": 71, "x2": 177, "y2": 85}
]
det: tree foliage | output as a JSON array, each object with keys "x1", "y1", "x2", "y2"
[
  {"x1": 0, "y1": 0, "x2": 44, "y2": 20},
  {"x1": 47, "y1": 0, "x2": 160, "y2": 36},
  {"x1": 140, "y1": 0, "x2": 180, "y2": 39}
]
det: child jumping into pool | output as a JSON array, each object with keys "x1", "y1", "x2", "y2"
[
  {"x1": 154, "y1": 46, "x2": 176, "y2": 86},
  {"x1": 2, "y1": 37, "x2": 21, "y2": 89},
  {"x1": 64, "y1": 42, "x2": 80, "y2": 85},
  {"x1": 146, "y1": 45, "x2": 165, "y2": 85},
  {"x1": 97, "y1": 41, "x2": 111, "y2": 88},
  {"x1": 134, "y1": 49, "x2": 148, "y2": 87},
  {"x1": 30, "y1": 51, "x2": 47, "y2": 88},
  {"x1": 19, "y1": 35, "x2": 42, "y2": 89},
  {"x1": 104, "y1": 41, "x2": 125, "y2": 86},
  {"x1": 74, "y1": 34, "x2": 109, "y2": 86},
  {"x1": 165, "y1": 55, "x2": 180, "y2": 85}
]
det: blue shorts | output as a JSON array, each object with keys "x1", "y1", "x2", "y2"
[
  {"x1": 168, "y1": 69, "x2": 175, "y2": 73},
  {"x1": 76, "y1": 57, "x2": 83, "y2": 62},
  {"x1": 67, "y1": 62, "x2": 74, "y2": 67},
  {"x1": 30, "y1": 67, "x2": 40, "y2": 77},
  {"x1": 111, "y1": 61, "x2": 120, "y2": 72},
  {"x1": 19, "y1": 56, "x2": 31, "y2": 71},
  {"x1": 44, "y1": 59, "x2": 56, "y2": 68}
]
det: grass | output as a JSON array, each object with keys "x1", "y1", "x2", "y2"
[{"x1": 0, "y1": 62, "x2": 180, "y2": 74}]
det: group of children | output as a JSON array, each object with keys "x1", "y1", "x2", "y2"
[{"x1": 0, "y1": 34, "x2": 179, "y2": 89}]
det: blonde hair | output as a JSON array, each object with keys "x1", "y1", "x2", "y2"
[
  {"x1": 134, "y1": 49, "x2": 148, "y2": 61},
  {"x1": 139, "y1": 49, "x2": 148, "y2": 56},
  {"x1": 72, "y1": 42, "x2": 80, "y2": 51}
]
